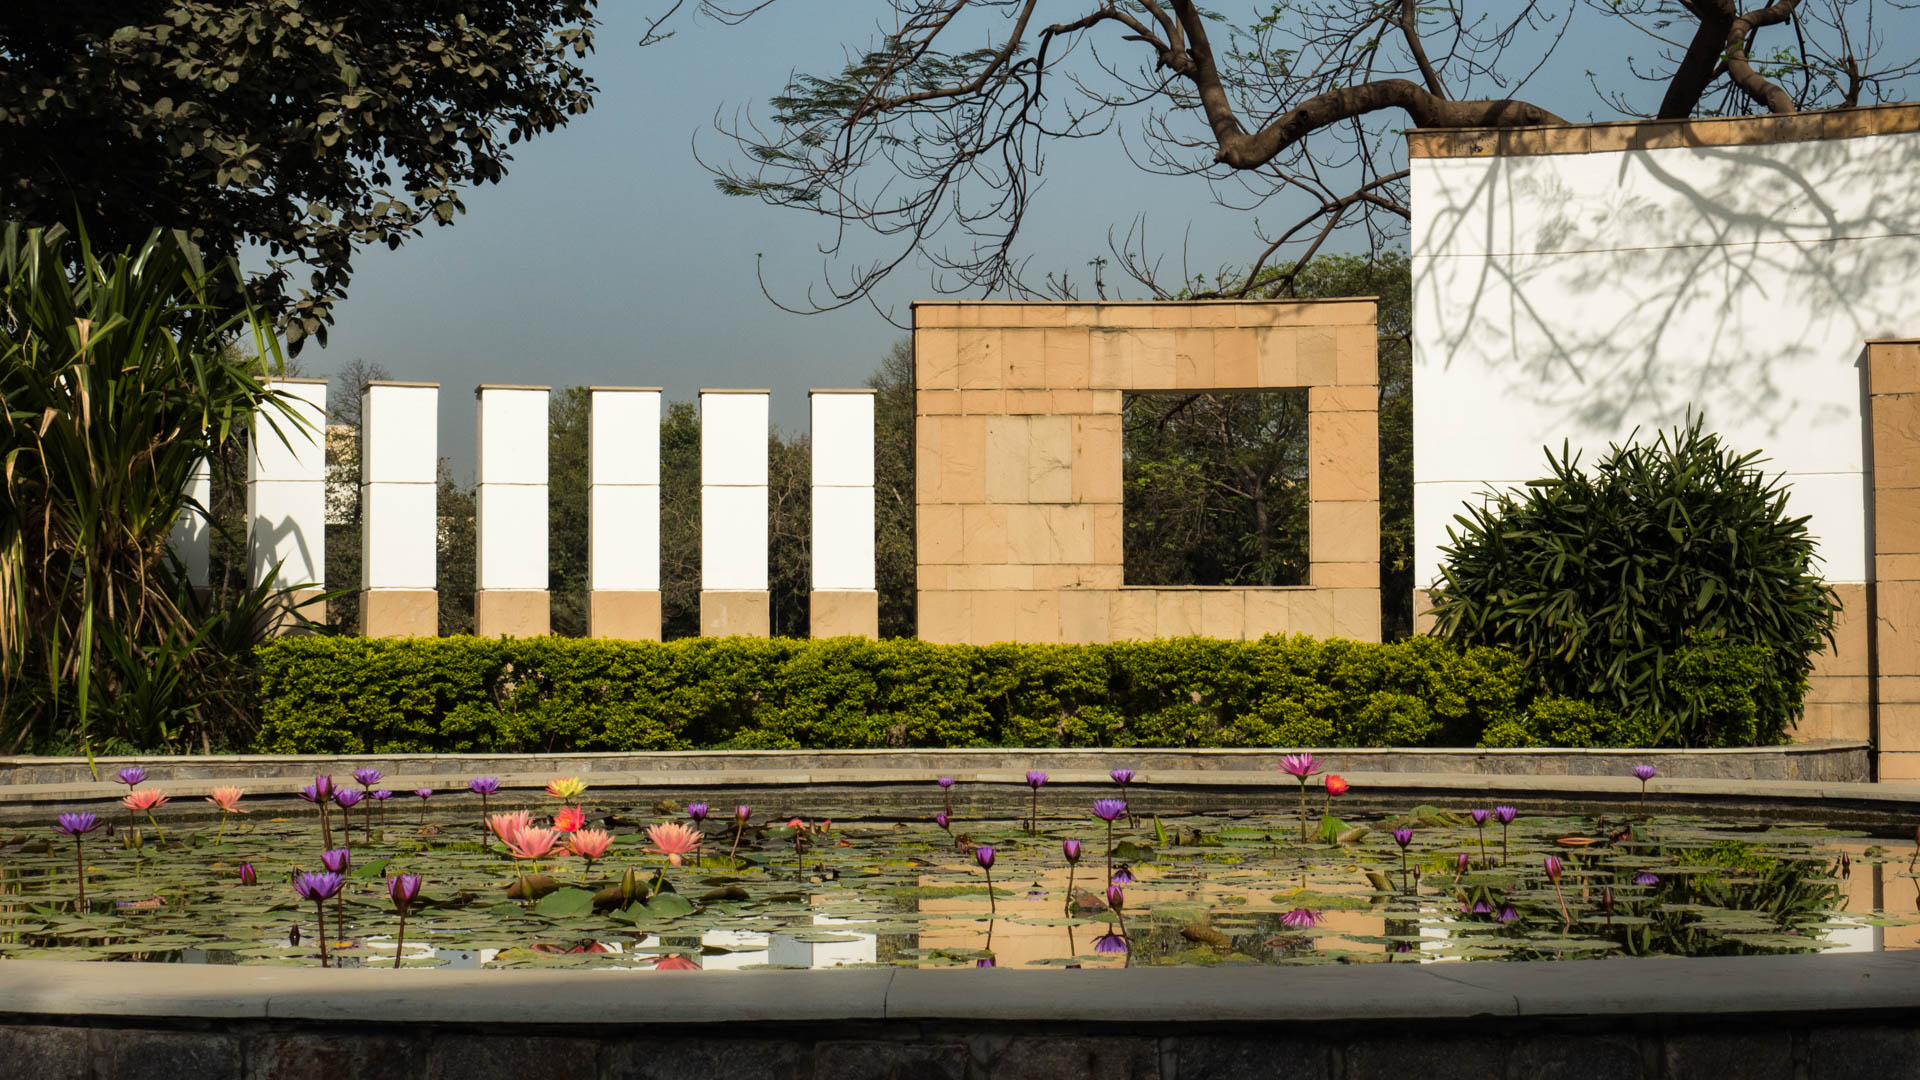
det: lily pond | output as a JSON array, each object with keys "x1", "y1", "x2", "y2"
[{"x1": 4, "y1": 787, "x2": 1917, "y2": 970}]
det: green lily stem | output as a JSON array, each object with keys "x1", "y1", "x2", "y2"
[
  {"x1": 1105, "y1": 818, "x2": 1114, "y2": 886},
  {"x1": 393, "y1": 909, "x2": 408, "y2": 969},
  {"x1": 983, "y1": 864, "x2": 994, "y2": 914},
  {"x1": 1298, "y1": 779, "x2": 1309, "y2": 841},
  {"x1": 1552, "y1": 879, "x2": 1571, "y2": 929},
  {"x1": 1064, "y1": 861, "x2": 1076, "y2": 915},
  {"x1": 729, "y1": 820, "x2": 746, "y2": 862},
  {"x1": 145, "y1": 811, "x2": 166, "y2": 845},
  {"x1": 336, "y1": 891, "x2": 345, "y2": 942},
  {"x1": 73, "y1": 838, "x2": 86, "y2": 909},
  {"x1": 314, "y1": 898, "x2": 330, "y2": 968},
  {"x1": 1476, "y1": 824, "x2": 1487, "y2": 866}
]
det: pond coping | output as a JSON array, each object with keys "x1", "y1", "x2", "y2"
[{"x1": 2, "y1": 952, "x2": 1918, "y2": 1026}]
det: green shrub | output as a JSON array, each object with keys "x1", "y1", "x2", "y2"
[
  {"x1": 256, "y1": 633, "x2": 1597, "y2": 754},
  {"x1": 1428, "y1": 417, "x2": 1837, "y2": 747}
]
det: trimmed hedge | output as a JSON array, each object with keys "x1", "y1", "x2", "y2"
[{"x1": 254, "y1": 634, "x2": 1566, "y2": 754}]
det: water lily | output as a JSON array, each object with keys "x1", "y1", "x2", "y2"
[
  {"x1": 1280, "y1": 908, "x2": 1321, "y2": 930},
  {"x1": 1279, "y1": 753, "x2": 1318, "y2": 841},
  {"x1": 387, "y1": 872, "x2": 422, "y2": 969},
  {"x1": 1545, "y1": 854, "x2": 1570, "y2": 926},
  {"x1": 238, "y1": 862, "x2": 258, "y2": 887},
  {"x1": 297, "y1": 781, "x2": 334, "y2": 849},
  {"x1": 354, "y1": 768, "x2": 384, "y2": 788},
  {"x1": 1493, "y1": 806, "x2": 1517, "y2": 864},
  {"x1": 54, "y1": 812, "x2": 102, "y2": 907},
  {"x1": 1093, "y1": 931, "x2": 1129, "y2": 954},
  {"x1": 569, "y1": 828, "x2": 614, "y2": 871},
  {"x1": 1469, "y1": 808, "x2": 1490, "y2": 863},
  {"x1": 1496, "y1": 905, "x2": 1519, "y2": 924},
  {"x1": 114, "y1": 766, "x2": 146, "y2": 788},
  {"x1": 655, "y1": 954, "x2": 701, "y2": 970},
  {"x1": 553, "y1": 805, "x2": 586, "y2": 834},
  {"x1": 937, "y1": 776, "x2": 955, "y2": 815},
  {"x1": 206, "y1": 786, "x2": 247, "y2": 843},
  {"x1": 1633, "y1": 871, "x2": 1660, "y2": 887},
  {"x1": 293, "y1": 871, "x2": 345, "y2": 967},
  {"x1": 321, "y1": 847, "x2": 351, "y2": 874},
  {"x1": 488, "y1": 810, "x2": 535, "y2": 849},
  {"x1": 1025, "y1": 771, "x2": 1048, "y2": 835},
  {"x1": 122, "y1": 788, "x2": 169, "y2": 844},
  {"x1": 1392, "y1": 827, "x2": 1414, "y2": 892},
  {"x1": 687, "y1": 802, "x2": 709, "y2": 823},
  {"x1": 1322, "y1": 773, "x2": 1348, "y2": 818},
  {"x1": 468, "y1": 776, "x2": 499, "y2": 832},
  {"x1": 974, "y1": 845, "x2": 997, "y2": 913},
  {"x1": 1062, "y1": 838, "x2": 1083, "y2": 911},
  {"x1": 1632, "y1": 764, "x2": 1657, "y2": 810},
  {"x1": 1092, "y1": 799, "x2": 1127, "y2": 886},
  {"x1": 335, "y1": 786, "x2": 367, "y2": 845},
  {"x1": 546, "y1": 776, "x2": 588, "y2": 801},
  {"x1": 506, "y1": 827, "x2": 560, "y2": 861},
  {"x1": 648, "y1": 822, "x2": 701, "y2": 867},
  {"x1": 728, "y1": 805, "x2": 752, "y2": 862},
  {"x1": 1109, "y1": 768, "x2": 1137, "y2": 822},
  {"x1": 1105, "y1": 883, "x2": 1124, "y2": 911}
]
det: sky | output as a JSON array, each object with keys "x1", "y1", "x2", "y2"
[{"x1": 286, "y1": 1, "x2": 1859, "y2": 480}]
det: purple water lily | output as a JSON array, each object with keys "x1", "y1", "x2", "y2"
[
  {"x1": 54, "y1": 812, "x2": 102, "y2": 907},
  {"x1": 1493, "y1": 806, "x2": 1517, "y2": 864},
  {"x1": 321, "y1": 848, "x2": 351, "y2": 874},
  {"x1": 1093, "y1": 932, "x2": 1129, "y2": 954},
  {"x1": 387, "y1": 872, "x2": 422, "y2": 969},
  {"x1": 1280, "y1": 908, "x2": 1321, "y2": 930},
  {"x1": 1392, "y1": 827, "x2": 1414, "y2": 892},
  {"x1": 1092, "y1": 799, "x2": 1127, "y2": 822},
  {"x1": 1279, "y1": 753, "x2": 1319, "y2": 841},
  {"x1": 239, "y1": 862, "x2": 258, "y2": 887},
  {"x1": 114, "y1": 767, "x2": 146, "y2": 787},
  {"x1": 975, "y1": 845, "x2": 998, "y2": 913},
  {"x1": 294, "y1": 871, "x2": 345, "y2": 967},
  {"x1": 937, "y1": 777, "x2": 954, "y2": 815},
  {"x1": 688, "y1": 803, "x2": 709, "y2": 823},
  {"x1": 1633, "y1": 871, "x2": 1660, "y2": 887},
  {"x1": 1063, "y1": 839, "x2": 1082, "y2": 862},
  {"x1": 1024, "y1": 772, "x2": 1048, "y2": 835},
  {"x1": 354, "y1": 768, "x2": 383, "y2": 788},
  {"x1": 1632, "y1": 764, "x2": 1657, "y2": 811}
]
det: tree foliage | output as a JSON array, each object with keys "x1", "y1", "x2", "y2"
[
  {"x1": 1427, "y1": 418, "x2": 1838, "y2": 746},
  {"x1": 0, "y1": 1, "x2": 600, "y2": 349},
  {"x1": 688, "y1": 0, "x2": 1919, "y2": 311}
]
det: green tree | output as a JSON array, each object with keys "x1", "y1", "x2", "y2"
[
  {"x1": 871, "y1": 340, "x2": 918, "y2": 637},
  {"x1": 659, "y1": 401, "x2": 702, "y2": 638},
  {"x1": 548, "y1": 387, "x2": 591, "y2": 636},
  {"x1": 0, "y1": 1, "x2": 601, "y2": 349}
]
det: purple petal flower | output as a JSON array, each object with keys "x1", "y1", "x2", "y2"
[
  {"x1": 1278, "y1": 753, "x2": 1318, "y2": 779},
  {"x1": 297, "y1": 783, "x2": 324, "y2": 804},
  {"x1": 935, "y1": 812, "x2": 951, "y2": 830},
  {"x1": 468, "y1": 776, "x2": 500, "y2": 796},
  {"x1": 1632, "y1": 764, "x2": 1657, "y2": 782},
  {"x1": 976, "y1": 957, "x2": 996, "y2": 968},
  {"x1": 354, "y1": 768, "x2": 384, "y2": 787},
  {"x1": 1457, "y1": 853, "x2": 1470, "y2": 874},
  {"x1": 1111, "y1": 866, "x2": 1135, "y2": 885},
  {"x1": 1392, "y1": 827, "x2": 1414, "y2": 849},
  {"x1": 55, "y1": 812, "x2": 101, "y2": 836},
  {"x1": 238, "y1": 862, "x2": 258, "y2": 886},
  {"x1": 1105, "y1": 884, "x2": 1125, "y2": 911},
  {"x1": 1493, "y1": 806, "x2": 1517, "y2": 825},
  {"x1": 1471, "y1": 900, "x2": 1492, "y2": 915},
  {"x1": 1544, "y1": 855, "x2": 1563, "y2": 882},
  {"x1": 937, "y1": 777, "x2": 955, "y2": 789},
  {"x1": 1470, "y1": 808, "x2": 1490, "y2": 826},
  {"x1": 293, "y1": 871, "x2": 345, "y2": 902},
  {"x1": 321, "y1": 848, "x2": 351, "y2": 874},
  {"x1": 414, "y1": 788, "x2": 433, "y2": 800},
  {"x1": 1280, "y1": 908, "x2": 1321, "y2": 929},
  {"x1": 687, "y1": 803, "x2": 709, "y2": 822},
  {"x1": 974, "y1": 846, "x2": 996, "y2": 870},
  {"x1": 312, "y1": 775, "x2": 336, "y2": 801},
  {"x1": 1633, "y1": 871, "x2": 1660, "y2": 886},
  {"x1": 1496, "y1": 905, "x2": 1519, "y2": 923},
  {"x1": 1093, "y1": 932, "x2": 1129, "y2": 954},
  {"x1": 735, "y1": 805, "x2": 752, "y2": 822},
  {"x1": 1026, "y1": 771, "x2": 1048, "y2": 789},
  {"x1": 1110, "y1": 768, "x2": 1135, "y2": 785},
  {"x1": 1092, "y1": 799, "x2": 1128, "y2": 822},
  {"x1": 372, "y1": 790, "x2": 392, "y2": 802},
  {"x1": 1062, "y1": 839, "x2": 1082, "y2": 863},
  {"x1": 334, "y1": 788, "x2": 364, "y2": 809},
  {"x1": 388, "y1": 872, "x2": 422, "y2": 911},
  {"x1": 114, "y1": 767, "x2": 146, "y2": 787}
]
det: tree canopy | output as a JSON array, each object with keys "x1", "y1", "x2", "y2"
[
  {"x1": 0, "y1": 1, "x2": 600, "y2": 350},
  {"x1": 689, "y1": 0, "x2": 1919, "y2": 310}
]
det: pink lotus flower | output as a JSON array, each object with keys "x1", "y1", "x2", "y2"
[
  {"x1": 1278, "y1": 753, "x2": 1318, "y2": 778},
  {"x1": 122, "y1": 789, "x2": 168, "y2": 812},
  {"x1": 568, "y1": 828, "x2": 614, "y2": 861},
  {"x1": 205, "y1": 787, "x2": 247, "y2": 814},
  {"x1": 654, "y1": 954, "x2": 700, "y2": 970},
  {"x1": 553, "y1": 806, "x2": 586, "y2": 834},
  {"x1": 545, "y1": 777, "x2": 587, "y2": 800},
  {"x1": 488, "y1": 810, "x2": 535, "y2": 847},
  {"x1": 647, "y1": 822, "x2": 702, "y2": 866},
  {"x1": 504, "y1": 827, "x2": 560, "y2": 861}
]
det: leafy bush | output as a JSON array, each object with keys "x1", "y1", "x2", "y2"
[
  {"x1": 1428, "y1": 418, "x2": 1836, "y2": 747},
  {"x1": 258, "y1": 634, "x2": 1552, "y2": 754}
]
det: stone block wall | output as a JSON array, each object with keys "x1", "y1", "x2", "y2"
[{"x1": 913, "y1": 300, "x2": 1380, "y2": 644}]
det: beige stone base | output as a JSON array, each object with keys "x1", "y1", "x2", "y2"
[
  {"x1": 260, "y1": 588, "x2": 327, "y2": 638},
  {"x1": 474, "y1": 590, "x2": 551, "y2": 638},
  {"x1": 811, "y1": 590, "x2": 879, "y2": 639},
  {"x1": 361, "y1": 589, "x2": 438, "y2": 639},
  {"x1": 701, "y1": 590, "x2": 770, "y2": 638},
  {"x1": 590, "y1": 590, "x2": 662, "y2": 641}
]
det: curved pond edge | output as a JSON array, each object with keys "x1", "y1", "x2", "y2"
[{"x1": 2, "y1": 954, "x2": 1917, "y2": 1079}]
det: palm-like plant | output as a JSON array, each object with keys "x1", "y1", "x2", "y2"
[{"x1": 0, "y1": 223, "x2": 306, "y2": 753}]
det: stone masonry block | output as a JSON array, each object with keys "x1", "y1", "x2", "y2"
[
  {"x1": 1256, "y1": 327, "x2": 1298, "y2": 386},
  {"x1": 1312, "y1": 562, "x2": 1377, "y2": 588},
  {"x1": 1200, "y1": 590, "x2": 1247, "y2": 639},
  {"x1": 1333, "y1": 587, "x2": 1382, "y2": 641},
  {"x1": 1044, "y1": 329, "x2": 1092, "y2": 389},
  {"x1": 914, "y1": 304, "x2": 963, "y2": 328},
  {"x1": 1335, "y1": 324, "x2": 1379, "y2": 385},
  {"x1": 916, "y1": 328, "x2": 960, "y2": 388},
  {"x1": 1072, "y1": 414, "x2": 1125, "y2": 504},
  {"x1": 1049, "y1": 505, "x2": 1098, "y2": 564},
  {"x1": 1002, "y1": 329, "x2": 1048, "y2": 388},
  {"x1": 1092, "y1": 503, "x2": 1125, "y2": 565},
  {"x1": 985, "y1": 416, "x2": 1032, "y2": 503},
  {"x1": 1875, "y1": 702, "x2": 1920, "y2": 751},
  {"x1": 1877, "y1": 578, "x2": 1920, "y2": 675},
  {"x1": 1662, "y1": 1031, "x2": 1793, "y2": 1080},
  {"x1": 1309, "y1": 408, "x2": 1379, "y2": 502},
  {"x1": 1110, "y1": 590, "x2": 1158, "y2": 640},
  {"x1": 919, "y1": 504, "x2": 964, "y2": 564},
  {"x1": 957, "y1": 328, "x2": 1004, "y2": 389},
  {"x1": 1810, "y1": 582, "x2": 1869, "y2": 679},
  {"x1": 1875, "y1": 485, "x2": 1920, "y2": 556},
  {"x1": 91, "y1": 1030, "x2": 242, "y2": 1080},
  {"x1": 1869, "y1": 341, "x2": 1920, "y2": 395},
  {"x1": 1297, "y1": 327, "x2": 1338, "y2": 384},
  {"x1": 1290, "y1": 588, "x2": 1335, "y2": 637},
  {"x1": 1090, "y1": 330, "x2": 1136, "y2": 389},
  {"x1": 700, "y1": 590, "x2": 769, "y2": 638},
  {"x1": 946, "y1": 564, "x2": 1035, "y2": 590},
  {"x1": 474, "y1": 589, "x2": 549, "y2": 638},
  {"x1": 962, "y1": 504, "x2": 1011, "y2": 565},
  {"x1": 1878, "y1": 750, "x2": 1920, "y2": 780},
  {"x1": 959, "y1": 389, "x2": 1007, "y2": 414},
  {"x1": 588, "y1": 590, "x2": 661, "y2": 641},
  {"x1": 1309, "y1": 384, "x2": 1377, "y2": 412},
  {"x1": 1059, "y1": 589, "x2": 1114, "y2": 644},
  {"x1": 1310, "y1": 500, "x2": 1380, "y2": 564},
  {"x1": 1130, "y1": 330, "x2": 1178, "y2": 389},
  {"x1": 361, "y1": 588, "x2": 437, "y2": 638},
  {"x1": 811, "y1": 589, "x2": 879, "y2": 638},
  {"x1": 1006, "y1": 390, "x2": 1054, "y2": 414},
  {"x1": 1006, "y1": 505, "x2": 1052, "y2": 564},
  {"x1": 1173, "y1": 328, "x2": 1216, "y2": 388},
  {"x1": 0, "y1": 1025, "x2": 88, "y2": 1080},
  {"x1": 1096, "y1": 304, "x2": 1158, "y2": 329},
  {"x1": 1879, "y1": 553, "x2": 1920, "y2": 580},
  {"x1": 1872, "y1": 391, "x2": 1920, "y2": 489},
  {"x1": 1213, "y1": 328, "x2": 1259, "y2": 387},
  {"x1": 1028, "y1": 416, "x2": 1074, "y2": 502},
  {"x1": 1244, "y1": 590, "x2": 1293, "y2": 638},
  {"x1": 918, "y1": 589, "x2": 971, "y2": 643},
  {"x1": 1156, "y1": 590, "x2": 1203, "y2": 637}
]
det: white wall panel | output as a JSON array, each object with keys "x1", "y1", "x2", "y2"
[
  {"x1": 811, "y1": 486, "x2": 876, "y2": 590},
  {"x1": 591, "y1": 389, "x2": 661, "y2": 486},
  {"x1": 811, "y1": 393, "x2": 875, "y2": 487},
  {"x1": 702, "y1": 485, "x2": 768, "y2": 591},
  {"x1": 1410, "y1": 128, "x2": 1920, "y2": 588},
  {"x1": 590, "y1": 484, "x2": 660, "y2": 591},
  {"x1": 170, "y1": 457, "x2": 212, "y2": 588},
  {"x1": 701, "y1": 392, "x2": 769, "y2": 487},
  {"x1": 362, "y1": 483, "x2": 438, "y2": 590},
  {"x1": 476, "y1": 483, "x2": 549, "y2": 590},
  {"x1": 247, "y1": 480, "x2": 324, "y2": 586},
  {"x1": 476, "y1": 388, "x2": 550, "y2": 485},
  {"x1": 362, "y1": 384, "x2": 439, "y2": 484},
  {"x1": 251, "y1": 380, "x2": 327, "y2": 483}
]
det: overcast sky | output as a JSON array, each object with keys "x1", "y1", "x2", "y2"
[{"x1": 289, "y1": 2, "x2": 1894, "y2": 480}]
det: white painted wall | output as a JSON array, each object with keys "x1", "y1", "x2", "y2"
[
  {"x1": 169, "y1": 457, "x2": 211, "y2": 588},
  {"x1": 1411, "y1": 128, "x2": 1920, "y2": 588},
  {"x1": 475, "y1": 387, "x2": 549, "y2": 590},
  {"x1": 810, "y1": 391, "x2": 876, "y2": 591},
  {"x1": 247, "y1": 379, "x2": 328, "y2": 587},
  {"x1": 701, "y1": 391, "x2": 769, "y2": 591},
  {"x1": 361, "y1": 383, "x2": 439, "y2": 590},
  {"x1": 590, "y1": 388, "x2": 661, "y2": 591}
]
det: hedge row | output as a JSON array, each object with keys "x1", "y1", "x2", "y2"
[{"x1": 252, "y1": 634, "x2": 1605, "y2": 754}]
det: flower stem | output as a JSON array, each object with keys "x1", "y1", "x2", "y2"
[
  {"x1": 1030, "y1": 789, "x2": 1039, "y2": 836},
  {"x1": 1105, "y1": 818, "x2": 1114, "y2": 886},
  {"x1": 393, "y1": 909, "x2": 407, "y2": 969},
  {"x1": 73, "y1": 839, "x2": 86, "y2": 909},
  {"x1": 145, "y1": 811, "x2": 167, "y2": 845},
  {"x1": 983, "y1": 865, "x2": 995, "y2": 914},
  {"x1": 729, "y1": 820, "x2": 746, "y2": 862},
  {"x1": 315, "y1": 899, "x2": 330, "y2": 968},
  {"x1": 1298, "y1": 779, "x2": 1309, "y2": 841},
  {"x1": 1064, "y1": 862, "x2": 1075, "y2": 915},
  {"x1": 1476, "y1": 825, "x2": 1486, "y2": 866}
]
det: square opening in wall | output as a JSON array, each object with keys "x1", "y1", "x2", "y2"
[{"x1": 1123, "y1": 389, "x2": 1309, "y2": 587}]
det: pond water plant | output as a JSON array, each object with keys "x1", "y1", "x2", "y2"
[{"x1": 1280, "y1": 753, "x2": 1318, "y2": 840}]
